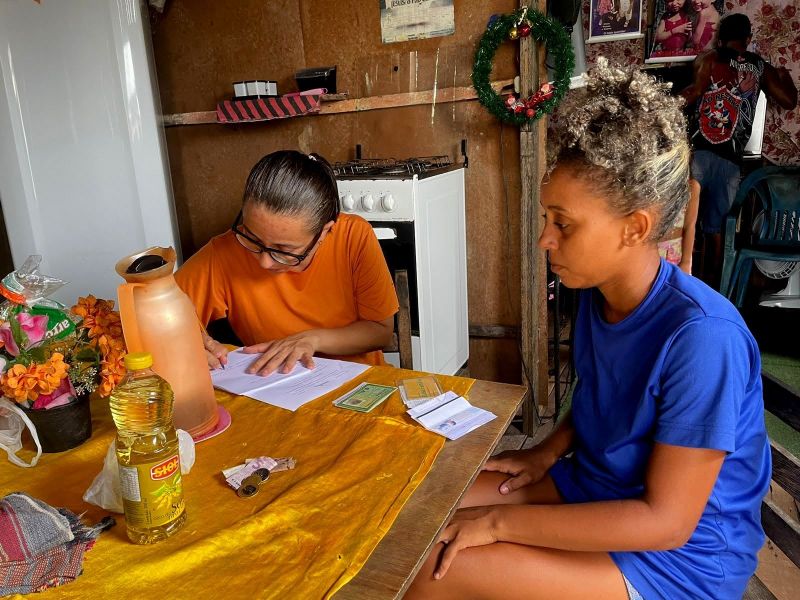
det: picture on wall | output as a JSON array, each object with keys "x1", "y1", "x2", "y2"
[
  {"x1": 588, "y1": 0, "x2": 644, "y2": 43},
  {"x1": 380, "y1": 0, "x2": 455, "y2": 44},
  {"x1": 646, "y1": 0, "x2": 723, "y2": 63}
]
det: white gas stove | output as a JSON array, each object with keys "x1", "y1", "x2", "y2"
[{"x1": 334, "y1": 157, "x2": 468, "y2": 375}]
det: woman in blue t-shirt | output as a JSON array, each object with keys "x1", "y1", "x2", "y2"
[{"x1": 406, "y1": 58, "x2": 770, "y2": 600}]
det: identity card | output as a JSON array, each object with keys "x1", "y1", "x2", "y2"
[
  {"x1": 333, "y1": 382, "x2": 397, "y2": 412},
  {"x1": 399, "y1": 376, "x2": 443, "y2": 408}
]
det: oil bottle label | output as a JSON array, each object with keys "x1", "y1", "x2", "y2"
[{"x1": 119, "y1": 454, "x2": 185, "y2": 528}]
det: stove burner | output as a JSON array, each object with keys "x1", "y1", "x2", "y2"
[{"x1": 332, "y1": 156, "x2": 452, "y2": 178}]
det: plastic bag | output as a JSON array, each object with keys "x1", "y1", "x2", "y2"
[
  {"x1": 83, "y1": 429, "x2": 195, "y2": 513},
  {"x1": 0, "y1": 398, "x2": 42, "y2": 468},
  {"x1": 0, "y1": 255, "x2": 76, "y2": 353},
  {"x1": 0, "y1": 255, "x2": 66, "y2": 309}
]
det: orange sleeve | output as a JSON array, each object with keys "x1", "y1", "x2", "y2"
[
  {"x1": 174, "y1": 238, "x2": 229, "y2": 327},
  {"x1": 351, "y1": 220, "x2": 399, "y2": 322}
]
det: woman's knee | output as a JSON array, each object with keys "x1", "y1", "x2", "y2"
[
  {"x1": 407, "y1": 543, "x2": 628, "y2": 600},
  {"x1": 460, "y1": 471, "x2": 562, "y2": 509}
]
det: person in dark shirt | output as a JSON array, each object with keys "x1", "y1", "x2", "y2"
[{"x1": 681, "y1": 12, "x2": 797, "y2": 287}]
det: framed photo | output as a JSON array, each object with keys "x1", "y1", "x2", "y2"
[
  {"x1": 646, "y1": 0, "x2": 723, "y2": 64},
  {"x1": 379, "y1": 0, "x2": 455, "y2": 44},
  {"x1": 588, "y1": 0, "x2": 645, "y2": 43}
]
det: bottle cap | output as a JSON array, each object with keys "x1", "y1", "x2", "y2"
[{"x1": 124, "y1": 351, "x2": 154, "y2": 370}]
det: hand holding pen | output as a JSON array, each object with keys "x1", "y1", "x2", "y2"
[{"x1": 202, "y1": 332, "x2": 229, "y2": 370}]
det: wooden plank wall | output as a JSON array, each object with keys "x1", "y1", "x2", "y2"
[{"x1": 150, "y1": 0, "x2": 525, "y2": 383}]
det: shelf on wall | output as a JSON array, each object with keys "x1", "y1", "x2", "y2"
[{"x1": 161, "y1": 80, "x2": 514, "y2": 127}]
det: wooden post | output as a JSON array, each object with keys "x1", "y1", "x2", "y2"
[{"x1": 519, "y1": 0, "x2": 551, "y2": 434}]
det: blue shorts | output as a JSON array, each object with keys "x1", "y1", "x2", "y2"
[
  {"x1": 691, "y1": 150, "x2": 741, "y2": 234},
  {"x1": 623, "y1": 574, "x2": 644, "y2": 600}
]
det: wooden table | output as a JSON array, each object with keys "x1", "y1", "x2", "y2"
[{"x1": 337, "y1": 379, "x2": 527, "y2": 599}]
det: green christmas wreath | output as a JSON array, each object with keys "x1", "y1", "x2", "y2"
[{"x1": 472, "y1": 7, "x2": 575, "y2": 126}]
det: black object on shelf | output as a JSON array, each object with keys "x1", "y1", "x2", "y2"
[{"x1": 295, "y1": 66, "x2": 337, "y2": 94}]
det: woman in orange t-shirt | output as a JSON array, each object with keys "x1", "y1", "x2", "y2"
[{"x1": 175, "y1": 151, "x2": 399, "y2": 376}]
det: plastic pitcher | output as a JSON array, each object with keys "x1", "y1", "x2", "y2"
[{"x1": 115, "y1": 247, "x2": 218, "y2": 438}]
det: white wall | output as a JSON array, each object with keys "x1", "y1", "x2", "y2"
[{"x1": 0, "y1": 0, "x2": 178, "y2": 304}]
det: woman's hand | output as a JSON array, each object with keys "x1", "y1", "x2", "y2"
[
  {"x1": 483, "y1": 447, "x2": 556, "y2": 495},
  {"x1": 243, "y1": 332, "x2": 319, "y2": 376},
  {"x1": 679, "y1": 257, "x2": 692, "y2": 275},
  {"x1": 434, "y1": 506, "x2": 499, "y2": 579},
  {"x1": 203, "y1": 335, "x2": 229, "y2": 370}
]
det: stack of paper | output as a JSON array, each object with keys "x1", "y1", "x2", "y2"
[
  {"x1": 407, "y1": 391, "x2": 496, "y2": 440},
  {"x1": 211, "y1": 348, "x2": 369, "y2": 411}
]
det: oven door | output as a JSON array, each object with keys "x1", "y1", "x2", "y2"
[{"x1": 370, "y1": 222, "x2": 419, "y2": 364}]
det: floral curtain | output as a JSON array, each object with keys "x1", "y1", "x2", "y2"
[{"x1": 580, "y1": 0, "x2": 799, "y2": 165}]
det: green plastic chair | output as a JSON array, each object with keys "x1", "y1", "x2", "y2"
[{"x1": 719, "y1": 166, "x2": 800, "y2": 308}]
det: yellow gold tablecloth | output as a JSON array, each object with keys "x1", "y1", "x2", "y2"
[{"x1": 1, "y1": 366, "x2": 473, "y2": 599}]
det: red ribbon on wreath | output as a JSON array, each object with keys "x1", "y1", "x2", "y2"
[{"x1": 505, "y1": 82, "x2": 555, "y2": 118}]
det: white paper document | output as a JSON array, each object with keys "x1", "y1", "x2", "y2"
[
  {"x1": 211, "y1": 349, "x2": 370, "y2": 411},
  {"x1": 407, "y1": 391, "x2": 497, "y2": 440}
]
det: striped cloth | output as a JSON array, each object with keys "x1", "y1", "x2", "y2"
[
  {"x1": 216, "y1": 94, "x2": 321, "y2": 123},
  {"x1": 0, "y1": 493, "x2": 106, "y2": 594}
]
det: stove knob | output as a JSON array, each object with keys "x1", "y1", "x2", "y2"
[
  {"x1": 361, "y1": 193, "x2": 375, "y2": 212},
  {"x1": 381, "y1": 193, "x2": 396, "y2": 212},
  {"x1": 341, "y1": 193, "x2": 355, "y2": 212}
]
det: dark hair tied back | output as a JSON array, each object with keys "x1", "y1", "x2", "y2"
[{"x1": 243, "y1": 150, "x2": 340, "y2": 233}]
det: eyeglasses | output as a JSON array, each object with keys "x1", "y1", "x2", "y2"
[{"x1": 231, "y1": 211, "x2": 322, "y2": 266}]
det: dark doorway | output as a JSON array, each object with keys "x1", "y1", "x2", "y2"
[{"x1": 0, "y1": 197, "x2": 15, "y2": 276}]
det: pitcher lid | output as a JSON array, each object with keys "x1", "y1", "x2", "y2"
[{"x1": 115, "y1": 247, "x2": 177, "y2": 282}]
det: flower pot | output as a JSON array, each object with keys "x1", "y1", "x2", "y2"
[{"x1": 21, "y1": 393, "x2": 92, "y2": 453}]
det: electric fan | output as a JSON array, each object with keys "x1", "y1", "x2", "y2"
[{"x1": 755, "y1": 259, "x2": 800, "y2": 308}]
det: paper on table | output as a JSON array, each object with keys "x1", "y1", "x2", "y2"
[
  {"x1": 210, "y1": 348, "x2": 370, "y2": 411},
  {"x1": 408, "y1": 391, "x2": 497, "y2": 440},
  {"x1": 211, "y1": 349, "x2": 312, "y2": 395}
]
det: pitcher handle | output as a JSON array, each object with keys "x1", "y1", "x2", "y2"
[{"x1": 117, "y1": 282, "x2": 145, "y2": 352}]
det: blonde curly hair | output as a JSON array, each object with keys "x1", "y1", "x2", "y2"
[{"x1": 547, "y1": 57, "x2": 691, "y2": 241}]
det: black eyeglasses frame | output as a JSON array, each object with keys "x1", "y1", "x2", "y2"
[{"x1": 231, "y1": 211, "x2": 323, "y2": 266}]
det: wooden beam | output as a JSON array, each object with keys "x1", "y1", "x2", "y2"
[
  {"x1": 162, "y1": 111, "x2": 217, "y2": 127},
  {"x1": 161, "y1": 81, "x2": 514, "y2": 127},
  {"x1": 743, "y1": 576, "x2": 778, "y2": 600},
  {"x1": 519, "y1": 0, "x2": 550, "y2": 433},
  {"x1": 319, "y1": 81, "x2": 510, "y2": 114},
  {"x1": 762, "y1": 371, "x2": 800, "y2": 433},
  {"x1": 468, "y1": 324, "x2": 519, "y2": 339},
  {"x1": 770, "y1": 441, "x2": 800, "y2": 504},
  {"x1": 761, "y1": 497, "x2": 800, "y2": 569}
]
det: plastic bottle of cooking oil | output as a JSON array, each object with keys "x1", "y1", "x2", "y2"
[{"x1": 110, "y1": 351, "x2": 187, "y2": 544}]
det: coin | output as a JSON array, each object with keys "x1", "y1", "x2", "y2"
[
  {"x1": 254, "y1": 468, "x2": 271, "y2": 482},
  {"x1": 237, "y1": 483, "x2": 258, "y2": 498},
  {"x1": 241, "y1": 474, "x2": 262, "y2": 487},
  {"x1": 237, "y1": 474, "x2": 264, "y2": 498}
]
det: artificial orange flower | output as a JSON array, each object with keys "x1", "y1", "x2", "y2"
[
  {"x1": 71, "y1": 296, "x2": 125, "y2": 399},
  {"x1": 71, "y1": 295, "x2": 123, "y2": 341},
  {"x1": 95, "y1": 334, "x2": 126, "y2": 397},
  {"x1": 0, "y1": 353, "x2": 69, "y2": 404}
]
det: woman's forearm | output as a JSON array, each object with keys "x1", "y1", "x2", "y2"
[
  {"x1": 538, "y1": 410, "x2": 576, "y2": 465},
  {"x1": 493, "y1": 498, "x2": 689, "y2": 553},
  {"x1": 307, "y1": 319, "x2": 394, "y2": 356}
]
